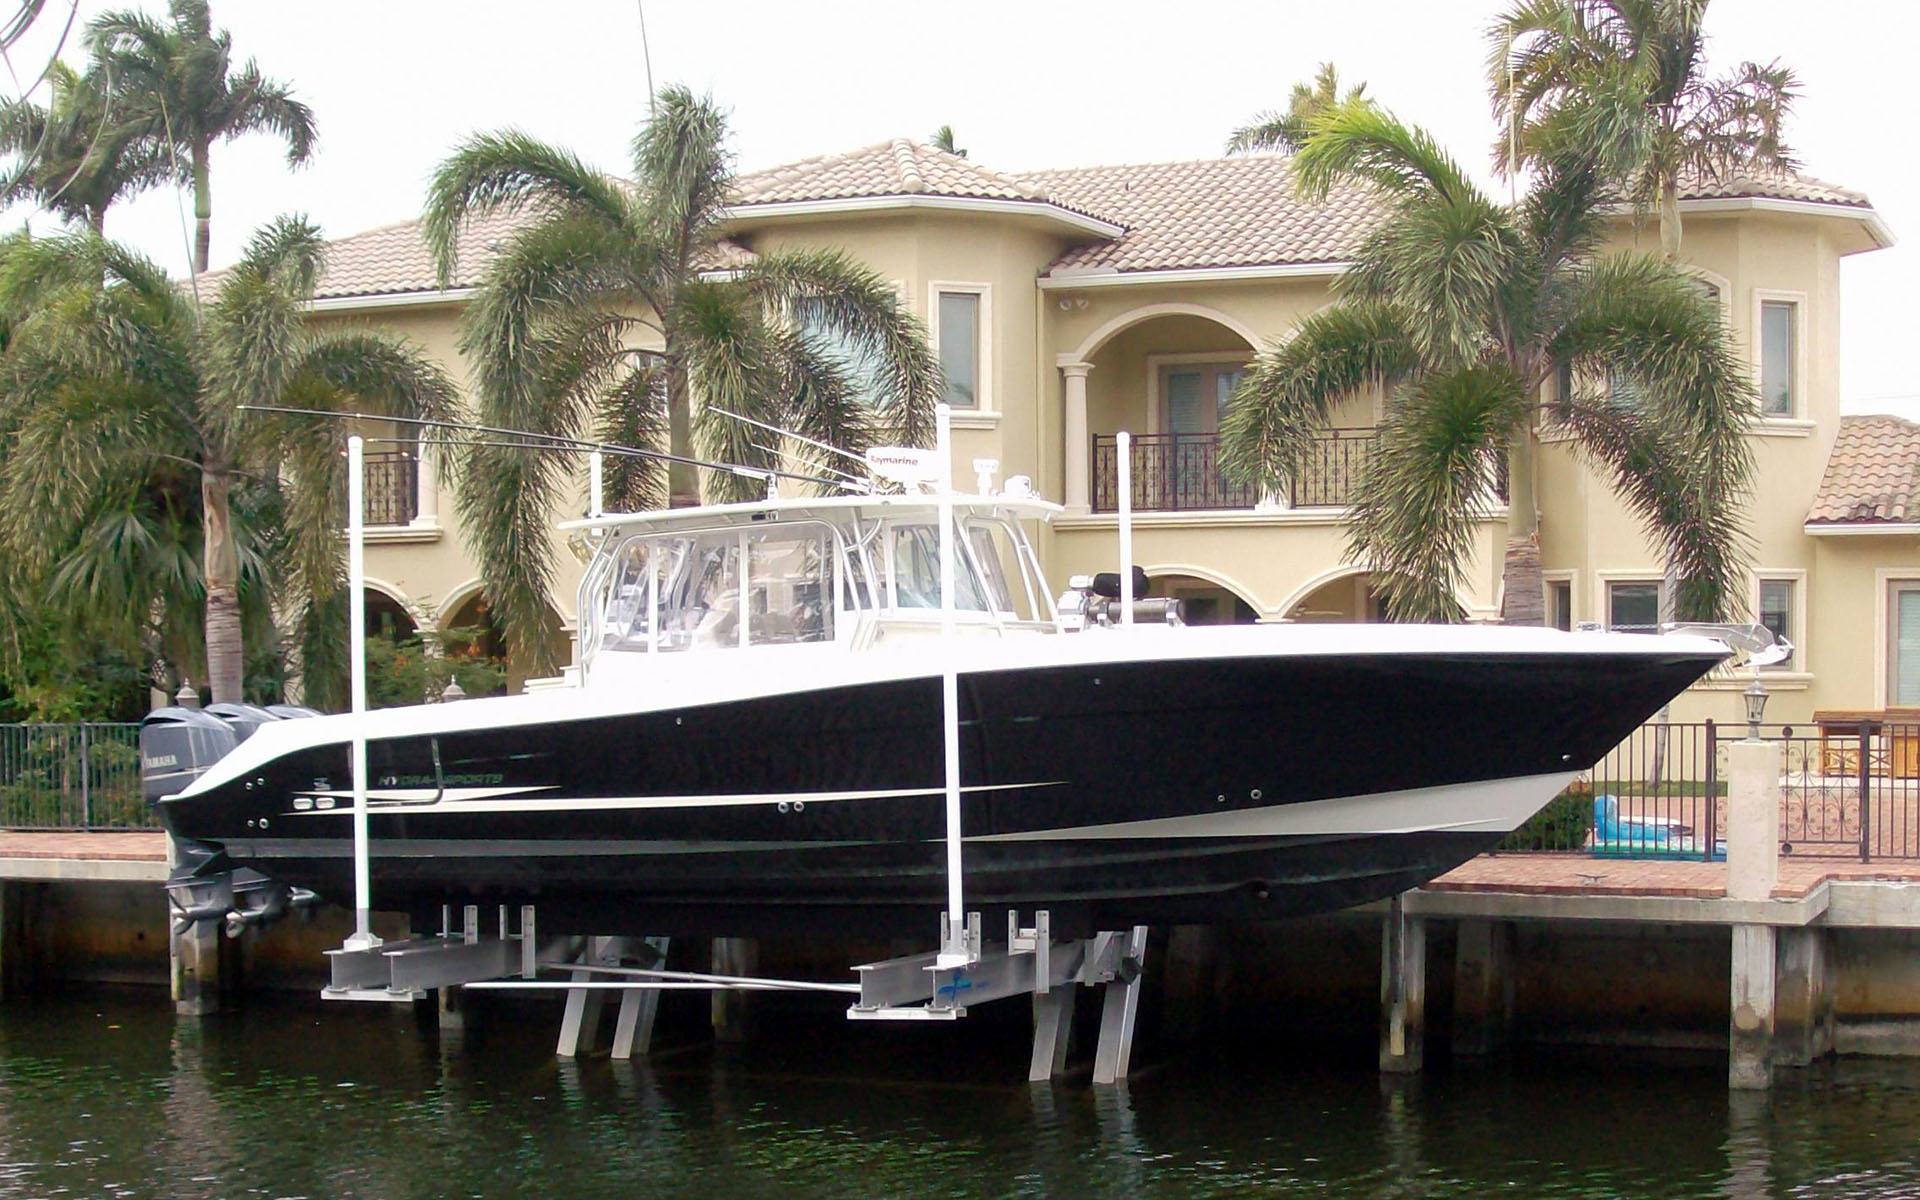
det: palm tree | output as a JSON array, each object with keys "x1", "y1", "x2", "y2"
[
  {"x1": 86, "y1": 0, "x2": 316, "y2": 274},
  {"x1": 0, "y1": 60, "x2": 173, "y2": 233},
  {"x1": 1228, "y1": 62, "x2": 1377, "y2": 155},
  {"x1": 422, "y1": 85, "x2": 941, "y2": 675},
  {"x1": 1490, "y1": 0, "x2": 1798, "y2": 260},
  {"x1": 931, "y1": 124, "x2": 966, "y2": 158},
  {"x1": 1220, "y1": 102, "x2": 1754, "y2": 626},
  {"x1": 0, "y1": 219, "x2": 457, "y2": 704}
]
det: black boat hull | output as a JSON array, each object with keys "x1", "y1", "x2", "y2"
[{"x1": 159, "y1": 645, "x2": 1718, "y2": 936}]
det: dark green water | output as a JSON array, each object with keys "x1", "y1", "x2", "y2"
[{"x1": 1, "y1": 989, "x2": 1918, "y2": 1199}]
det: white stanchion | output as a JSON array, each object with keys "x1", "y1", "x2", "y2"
[
  {"x1": 588, "y1": 449, "x2": 604, "y2": 519},
  {"x1": 934, "y1": 405, "x2": 969, "y2": 967},
  {"x1": 344, "y1": 435, "x2": 379, "y2": 951},
  {"x1": 1117, "y1": 430, "x2": 1135, "y2": 627}
]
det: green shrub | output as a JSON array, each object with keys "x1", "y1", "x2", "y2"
[{"x1": 1497, "y1": 784, "x2": 1595, "y2": 852}]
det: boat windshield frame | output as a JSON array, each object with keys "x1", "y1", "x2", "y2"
[{"x1": 578, "y1": 503, "x2": 1057, "y2": 673}]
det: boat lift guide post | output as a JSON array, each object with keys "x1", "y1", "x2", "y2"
[
  {"x1": 345, "y1": 435, "x2": 377, "y2": 952},
  {"x1": 319, "y1": 412, "x2": 1150, "y2": 1079}
]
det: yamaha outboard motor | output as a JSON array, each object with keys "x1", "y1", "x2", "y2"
[
  {"x1": 202, "y1": 702, "x2": 281, "y2": 743},
  {"x1": 140, "y1": 707, "x2": 238, "y2": 807},
  {"x1": 140, "y1": 703, "x2": 320, "y2": 938}
]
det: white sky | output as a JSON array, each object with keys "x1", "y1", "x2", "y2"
[{"x1": 8, "y1": 0, "x2": 1916, "y2": 415}]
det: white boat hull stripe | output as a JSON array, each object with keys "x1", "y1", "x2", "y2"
[
  {"x1": 972, "y1": 772, "x2": 1579, "y2": 841},
  {"x1": 285, "y1": 780, "x2": 1060, "y2": 817}
]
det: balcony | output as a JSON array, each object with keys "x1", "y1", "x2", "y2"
[
  {"x1": 362, "y1": 451, "x2": 419, "y2": 526},
  {"x1": 1091, "y1": 429, "x2": 1379, "y2": 513}
]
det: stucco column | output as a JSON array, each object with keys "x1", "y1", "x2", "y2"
[
  {"x1": 412, "y1": 443, "x2": 439, "y2": 528},
  {"x1": 1061, "y1": 362, "x2": 1093, "y2": 514}
]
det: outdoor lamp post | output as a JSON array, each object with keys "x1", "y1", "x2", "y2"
[{"x1": 1743, "y1": 673, "x2": 1769, "y2": 742}]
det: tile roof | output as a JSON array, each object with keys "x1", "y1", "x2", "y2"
[
  {"x1": 221, "y1": 142, "x2": 1876, "y2": 302},
  {"x1": 732, "y1": 138, "x2": 1056, "y2": 206},
  {"x1": 204, "y1": 211, "x2": 754, "y2": 303},
  {"x1": 1807, "y1": 415, "x2": 1920, "y2": 524},
  {"x1": 1016, "y1": 155, "x2": 1385, "y2": 276},
  {"x1": 1675, "y1": 166, "x2": 1870, "y2": 208}
]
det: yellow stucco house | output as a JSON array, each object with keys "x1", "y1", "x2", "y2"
[{"x1": 298, "y1": 139, "x2": 1908, "y2": 726}]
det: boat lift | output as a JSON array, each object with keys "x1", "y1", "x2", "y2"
[
  {"x1": 318, "y1": 409, "x2": 1154, "y2": 1082},
  {"x1": 323, "y1": 902, "x2": 1151, "y2": 1084}
]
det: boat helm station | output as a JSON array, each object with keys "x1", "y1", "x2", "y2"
[{"x1": 566, "y1": 493, "x2": 1181, "y2": 686}]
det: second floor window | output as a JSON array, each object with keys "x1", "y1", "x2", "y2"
[
  {"x1": 1761, "y1": 300, "x2": 1797, "y2": 417},
  {"x1": 1608, "y1": 581, "x2": 1659, "y2": 635},
  {"x1": 938, "y1": 291, "x2": 981, "y2": 409}
]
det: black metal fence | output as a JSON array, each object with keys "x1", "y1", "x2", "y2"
[
  {"x1": 0, "y1": 723, "x2": 151, "y2": 830},
  {"x1": 1510, "y1": 719, "x2": 1920, "y2": 861}
]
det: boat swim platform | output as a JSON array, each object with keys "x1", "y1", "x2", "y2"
[{"x1": 1, "y1": 830, "x2": 1919, "y2": 927}]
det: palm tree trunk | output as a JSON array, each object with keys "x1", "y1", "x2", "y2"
[
  {"x1": 200, "y1": 470, "x2": 244, "y2": 703},
  {"x1": 1659, "y1": 175, "x2": 1681, "y2": 262},
  {"x1": 1500, "y1": 424, "x2": 1545, "y2": 625},
  {"x1": 666, "y1": 359, "x2": 699, "y2": 508},
  {"x1": 191, "y1": 142, "x2": 212, "y2": 276}
]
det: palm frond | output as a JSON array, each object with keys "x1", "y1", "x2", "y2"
[
  {"x1": 593, "y1": 358, "x2": 669, "y2": 512},
  {"x1": 740, "y1": 247, "x2": 939, "y2": 446},
  {"x1": 1293, "y1": 101, "x2": 1481, "y2": 208},
  {"x1": 1346, "y1": 363, "x2": 1527, "y2": 622},
  {"x1": 1551, "y1": 397, "x2": 1747, "y2": 621},
  {"x1": 422, "y1": 130, "x2": 635, "y2": 286},
  {"x1": 630, "y1": 86, "x2": 733, "y2": 269},
  {"x1": 1220, "y1": 299, "x2": 1420, "y2": 491},
  {"x1": 217, "y1": 60, "x2": 316, "y2": 164},
  {"x1": 677, "y1": 279, "x2": 781, "y2": 502}
]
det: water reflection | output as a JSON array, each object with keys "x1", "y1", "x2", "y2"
[{"x1": 0, "y1": 994, "x2": 1918, "y2": 1198}]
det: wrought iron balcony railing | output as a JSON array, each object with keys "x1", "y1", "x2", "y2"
[
  {"x1": 1091, "y1": 429, "x2": 1379, "y2": 513},
  {"x1": 362, "y1": 451, "x2": 419, "y2": 526}
]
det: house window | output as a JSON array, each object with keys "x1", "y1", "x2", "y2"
[
  {"x1": 1761, "y1": 300, "x2": 1796, "y2": 416},
  {"x1": 1607, "y1": 581, "x2": 1660, "y2": 634},
  {"x1": 1893, "y1": 586, "x2": 1920, "y2": 705},
  {"x1": 1607, "y1": 366, "x2": 1646, "y2": 412},
  {"x1": 937, "y1": 291, "x2": 980, "y2": 409},
  {"x1": 1549, "y1": 580, "x2": 1573, "y2": 632},
  {"x1": 1160, "y1": 362, "x2": 1245, "y2": 435},
  {"x1": 1758, "y1": 578, "x2": 1796, "y2": 669}
]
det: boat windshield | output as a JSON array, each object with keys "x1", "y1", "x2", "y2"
[
  {"x1": 600, "y1": 523, "x2": 838, "y2": 653},
  {"x1": 584, "y1": 508, "x2": 1055, "y2": 664}
]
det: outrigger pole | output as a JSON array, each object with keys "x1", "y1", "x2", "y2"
[{"x1": 238, "y1": 406, "x2": 865, "y2": 495}]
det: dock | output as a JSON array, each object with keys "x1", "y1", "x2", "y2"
[{"x1": 3, "y1": 826, "x2": 1918, "y2": 1088}]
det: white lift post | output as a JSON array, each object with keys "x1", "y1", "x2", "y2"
[
  {"x1": 343, "y1": 435, "x2": 378, "y2": 952},
  {"x1": 1117, "y1": 430, "x2": 1135, "y2": 627},
  {"x1": 934, "y1": 404, "x2": 971, "y2": 968}
]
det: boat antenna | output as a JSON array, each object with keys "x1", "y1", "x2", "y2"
[{"x1": 238, "y1": 405, "x2": 868, "y2": 494}]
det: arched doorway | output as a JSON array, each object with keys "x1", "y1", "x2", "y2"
[
  {"x1": 1284, "y1": 571, "x2": 1395, "y2": 623},
  {"x1": 363, "y1": 589, "x2": 418, "y2": 642},
  {"x1": 442, "y1": 589, "x2": 568, "y2": 694},
  {"x1": 1075, "y1": 311, "x2": 1261, "y2": 514}
]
